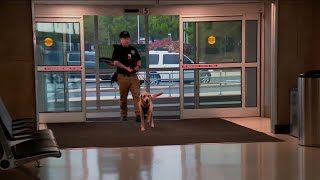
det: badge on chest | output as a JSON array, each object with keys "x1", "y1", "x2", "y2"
[{"x1": 128, "y1": 50, "x2": 135, "y2": 60}]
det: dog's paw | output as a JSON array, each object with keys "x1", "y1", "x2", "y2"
[
  {"x1": 141, "y1": 127, "x2": 145, "y2": 131},
  {"x1": 151, "y1": 123, "x2": 155, "y2": 128}
]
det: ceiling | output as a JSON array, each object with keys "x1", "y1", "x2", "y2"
[{"x1": 33, "y1": 0, "x2": 269, "y2": 5}]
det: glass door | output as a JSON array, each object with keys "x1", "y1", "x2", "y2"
[
  {"x1": 83, "y1": 15, "x2": 147, "y2": 120},
  {"x1": 84, "y1": 15, "x2": 180, "y2": 120},
  {"x1": 180, "y1": 16, "x2": 260, "y2": 118},
  {"x1": 35, "y1": 17, "x2": 86, "y2": 123}
]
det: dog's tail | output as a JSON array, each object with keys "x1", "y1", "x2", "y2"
[{"x1": 152, "y1": 92, "x2": 163, "y2": 98}]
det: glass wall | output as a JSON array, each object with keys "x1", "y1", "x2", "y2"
[
  {"x1": 38, "y1": 72, "x2": 82, "y2": 112},
  {"x1": 35, "y1": 22, "x2": 82, "y2": 113},
  {"x1": 183, "y1": 21, "x2": 242, "y2": 64}
]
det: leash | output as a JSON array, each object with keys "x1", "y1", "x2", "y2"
[
  {"x1": 99, "y1": 57, "x2": 113, "y2": 64},
  {"x1": 136, "y1": 71, "x2": 150, "y2": 86}
]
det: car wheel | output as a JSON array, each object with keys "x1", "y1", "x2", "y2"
[
  {"x1": 200, "y1": 73, "x2": 211, "y2": 84},
  {"x1": 55, "y1": 74, "x2": 64, "y2": 83},
  {"x1": 149, "y1": 74, "x2": 160, "y2": 85}
]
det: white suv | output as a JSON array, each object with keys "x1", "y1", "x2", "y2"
[{"x1": 148, "y1": 51, "x2": 211, "y2": 85}]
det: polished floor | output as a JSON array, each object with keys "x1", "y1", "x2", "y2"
[{"x1": 1, "y1": 118, "x2": 320, "y2": 180}]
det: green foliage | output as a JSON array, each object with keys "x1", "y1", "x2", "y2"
[
  {"x1": 84, "y1": 16, "x2": 94, "y2": 43},
  {"x1": 149, "y1": 16, "x2": 179, "y2": 41},
  {"x1": 84, "y1": 15, "x2": 179, "y2": 44},
  {"x1": 84, "y1": 15, "x2": 242, "y2": 62}
]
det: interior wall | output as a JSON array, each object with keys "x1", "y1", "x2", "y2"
[
  {"x1": 0, "y1": 1, "x2": 35, "y2": 119},
  {"x1": 263, "y1": 2, "x2": 271, "y2": 118},
  {"x1": 276, "y1": 0, "x2": 313, "y2": 128},
  {"x1": 313, "y1": 0, "x2": 320, "y2": 68},
  {"x1": 33, "y1": 0, "x2": 268, "y2": 6}
]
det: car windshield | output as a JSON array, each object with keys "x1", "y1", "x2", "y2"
[
  {"x1": 162, "y1": 54, "x2": 195, "y2": 64},
  {"x1": 163, "y1": 54, "x2": 179, "y2": 64},
  {"x1": 149, "y1": 54, "x2": 159, "y2": 65}
]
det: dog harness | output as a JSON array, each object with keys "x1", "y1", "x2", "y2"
[{"x1": 141, "y1": 105, "x2": 149, "y2": 115}]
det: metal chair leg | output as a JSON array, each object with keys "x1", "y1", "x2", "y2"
[{"x1": 35, "y1": 160, "x2": 42, "y2": 167}]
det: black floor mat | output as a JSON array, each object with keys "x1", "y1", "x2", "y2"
[{"x1": 47, "y1": 118, "x2": 283, "y2": 149}]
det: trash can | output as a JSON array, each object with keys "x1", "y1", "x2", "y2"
[
  {"x1": 298, "y1": 70, "x2": 320, "y2": 147},
  {"x1": 290, "y1": 88, "x2": 299, "y2": 137}
]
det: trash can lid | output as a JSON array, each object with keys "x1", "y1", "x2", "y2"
[{"x1": 299, "y1": 70, "x2": 320, "y2": 78}]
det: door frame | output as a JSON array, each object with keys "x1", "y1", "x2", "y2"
[
  {"x1": 179, "y1": 15, "x2": 262, "y2": 119},
  {"x1": 33, "y1": 2, "x2": 266, "y2": 121},
  {"x1": 34, "y1": 17, "x2": 86, "y2": 123}
]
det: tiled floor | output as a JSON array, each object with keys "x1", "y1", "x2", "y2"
[
  {"x1": 1, "y1": 118, "x2": 320, "y2": 180},
  {"x1": 224, "y1": 117, "x2": 298, "y2": 142}
]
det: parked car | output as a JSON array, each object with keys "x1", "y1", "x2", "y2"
[
  {"x1": 148, "y1": 51, "x2": 211, "y2": 85},
  {"x1": 49, "y1": 51, "x2": 211, "y2": 86},
  {"x1": 47, "y1": 51, "x2": 113, "y2": 83},
  {"x1": 67, "y1": 51, "x2": 93, "y2": 67},
  {"x1": 67, "y1": 51, "x2": 112, "y2": 81},
  {"x1": 67, "y1": 51, "x2": 142, "y2": 85}
]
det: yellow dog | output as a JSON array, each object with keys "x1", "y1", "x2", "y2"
[{"x1": 139, "y1": 92, "x2": 163, "y2": 131}]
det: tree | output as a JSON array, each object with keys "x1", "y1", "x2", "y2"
[
  {"x1": 149, "y1": 16, "x2": 179, "y2": 41},
  {"x1": 84, "y1": 15, "x2": 180, "y2": 44},
  {"x1": 84, "y1": 16, "x2": 94, "y2": 43}
]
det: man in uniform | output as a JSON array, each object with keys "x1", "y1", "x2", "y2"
[{"x1": 112, "y1": 31, "x2": 142, "y2": 122}]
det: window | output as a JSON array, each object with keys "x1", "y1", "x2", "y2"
[
  {"x1": 68, "y1": 53, "x2": 80, "y2": 62},
  {"x1": 85, "y1": 54, "x2": 95, "y2": 62},
  {"x1": 163, "y1": 54, "x2": 179, "y2": 64},
  {"x1": 184, "y1": 21, "x2": 242, "y2": 64},
  {"x1": 149, "y1": 54, "x2": 159, "y2": 65},
  {"x1": 85, "y1": 53, "x2": 95, "y2": 69},
  {"x1": 245, "y1": 20, "x2": 258, "y2": 62},
  {"x1": 183, "y1": 55, "x2": 194, "y2": 64}
]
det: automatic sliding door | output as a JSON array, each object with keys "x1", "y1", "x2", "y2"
[
  {"x1": 184, "y1": 68, "x2": 242, "y2": 109},
  {"x1": 35, "y1": 18, "x2": 86, "y2": 123},
  {"x1": 180, "y1": 16, "x2": 260, "y2": 118},
  {"x1": 84, "y1": 15, "x2": 147, "y2": 119}
]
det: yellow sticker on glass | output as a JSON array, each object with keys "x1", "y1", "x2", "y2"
[
  {"x1": 208, "y1": 36, "x2": 216, "y2": 45},
  {"x1": 44, "y1": 38, "x2": 54, "y2": 47}
]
